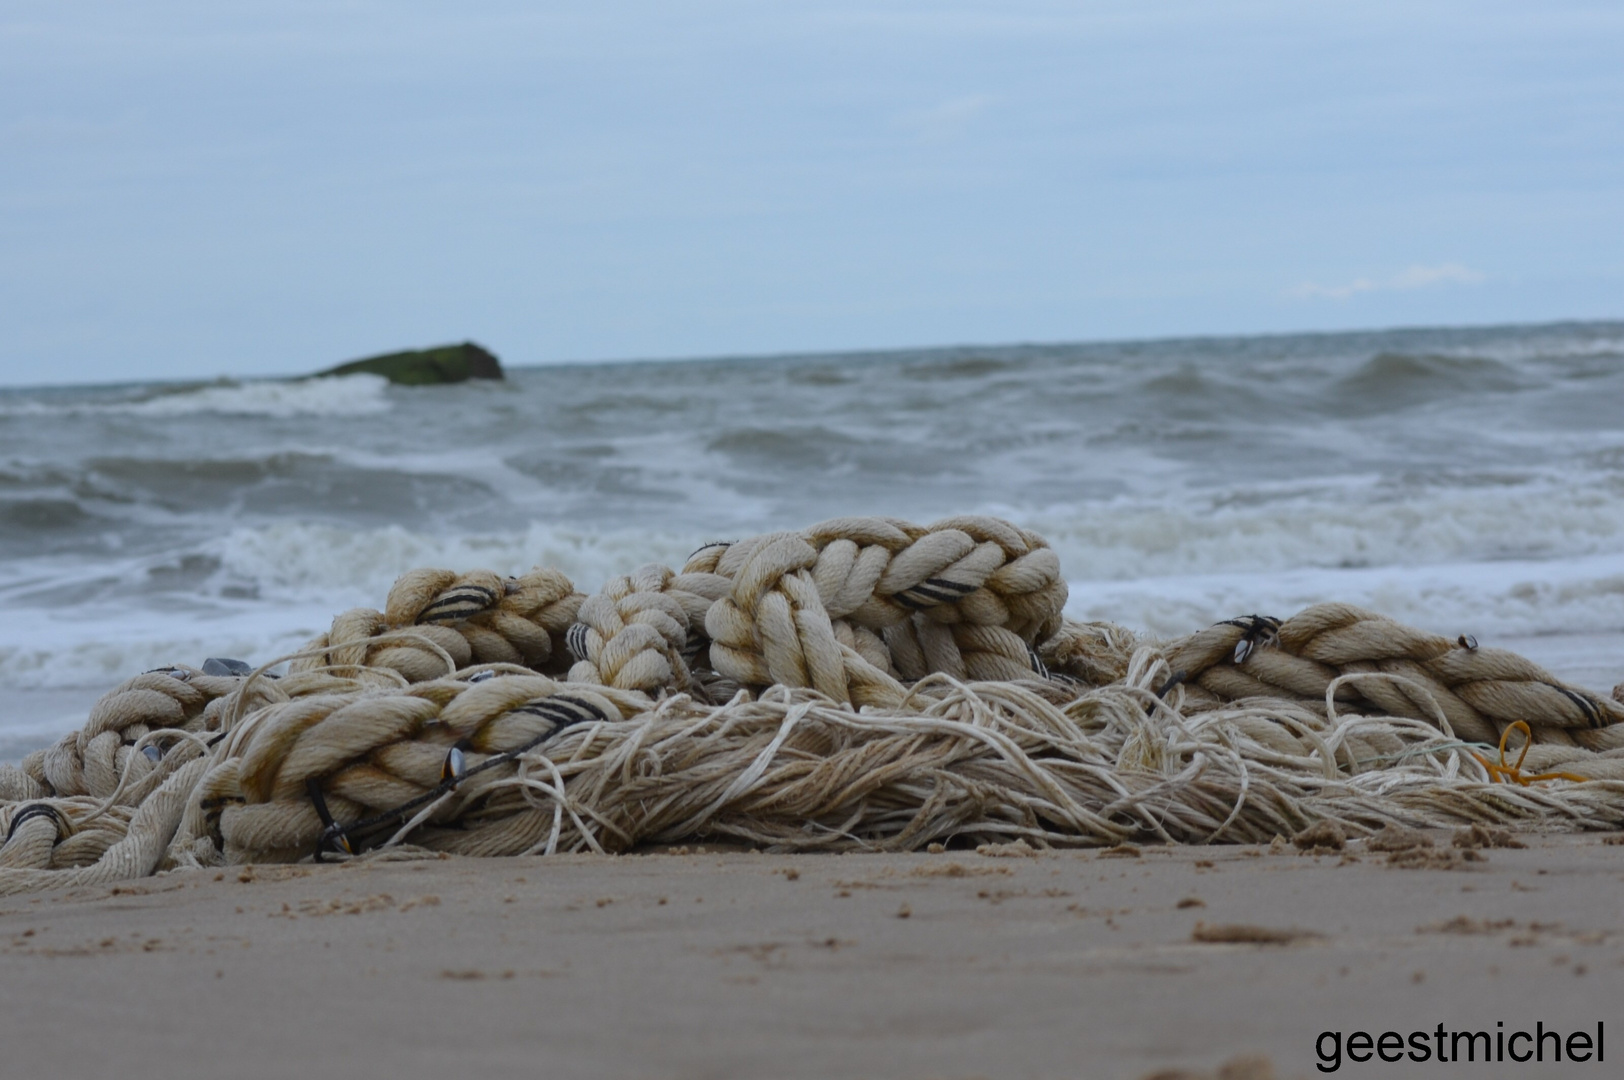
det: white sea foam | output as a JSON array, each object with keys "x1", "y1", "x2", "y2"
[
  {"x1": 1062, "y1": 552, "x2": 1624, "y2": 642},
  {"x1": 0, "y1": 522, "x2": 702, "y2": 692},
  {"x1": 0, "y1": 374, "x2": 392, "y2": 418},
  {"x1": 205, "y1": 480, "x2": 1624, "y2": 615},
  {"x1": 211, "y1": 521, "x2": 702, "y2": 603},
  {"x1": 0, "y1": 609, "x2": 322, "y2": 695},
  {"x1": 1024, "y1": 477, "x2": 1624, "y2": 584},
  {"x1": 118, "y1": 374, "x2": 393, "y2": 417},
  {"x1": 2, "y1": 492, "x2": 1621, "y2": 695}
]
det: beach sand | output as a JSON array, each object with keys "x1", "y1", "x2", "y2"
[{"x1": 2, "y1": 833, "x2": 1620, "y2": 1079}]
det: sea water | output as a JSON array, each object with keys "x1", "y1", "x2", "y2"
[{"x1": 3, "y1": 321, "x2": 1622, "y2": 756}]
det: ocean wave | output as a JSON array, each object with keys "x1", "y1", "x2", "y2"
[
  {"x1": 1330, "y1": 352, "x2": 1525, "y2": 414},
  {"x1": 6, "y1": 321, "x2": 1624, "y2": 704},
  {"x1": 2, "y1": 475, "x2": 1612, "y2": 624},
  {"x1": 1027, "y1": 478, "x2": 1624, "y2": 582},
  {"x1": 4, "y1": 549, "x2": 1621, "y2": 693},
  {"x1": 0, "y1": 618, "x2": 322, "y2": 693},
  {"x1": 1063, "y1": 553, "x2": 1624, "y2": 653},
  {"x1": 0, "y1": 497, "x2": 92, "y2": 531},
  {"x1": 0, "y1": 521, "x2": 709, "y2": 690},
  {"x1": 212, "y1": 520, "x2": 703, "y2": 603},
  {"x1": 6, "y1": 473, "x2": 1617, "y2": 610},
  {"x1": 901, "y1": 354, "x2": 1019, "y2": 380},
  {"x1": 0, "y1": 375, "x2": 392, "y2": 418}
]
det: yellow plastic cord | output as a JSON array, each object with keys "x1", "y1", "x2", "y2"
[{"x1": 1472, "y1": 720, "x2": 1589, "y2": 786}]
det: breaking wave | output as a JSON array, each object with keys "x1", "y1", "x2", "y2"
[{"x1": 0, "y1": 374, "x2": 392, "y2": 418}]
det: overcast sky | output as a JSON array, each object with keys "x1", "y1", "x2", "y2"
[{"x1": 2, "y1": 1, "x2": 1620, "y2": 385}]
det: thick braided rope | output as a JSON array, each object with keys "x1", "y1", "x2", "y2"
[
  {"x1": 196, "y1": 675, "x2": 650, "y2": 863},
  {"x1": 563, "y1": 563, "x2": 731, "y2": 695},
  {"x1": 5, "y1": 519, "x2": 1624, "y2": 894},
  {"x1": 671, "y1": 516, "x2": 1066, "y2": 704},
  {"x1": 293, "y1": 566, "x2": 583, "y2": 682},
  {"x1": 1163, "y1": 603, "x2": 1624, "y2": 751},
  {"x1": 0, "y1": 758, "x2": 210, "y2": 896},
  {"x1": 4, "y1": 656, "x2": 1623, "y2": 891},
  {"x1": 15, "y1": 652, "x2": 1624, "y2": 895},
  {"x1": 0, "y1": 801, "x2": 136, "y2": 871},
  {"x1": 2, "y1": 668, "x2": 242, "y2": 804}
]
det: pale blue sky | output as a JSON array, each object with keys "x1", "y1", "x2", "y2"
[{"x1": 2, "y1": 1, "x2": 1620, "y2": 384}]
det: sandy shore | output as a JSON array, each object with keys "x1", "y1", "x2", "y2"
[{"x1": 2, "y1": 833, "x2": 1621, "y2": 1079}]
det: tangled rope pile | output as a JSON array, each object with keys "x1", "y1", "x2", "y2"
[{"x1": 3, "y1": 514, "x2": 1623, "y2": 895}]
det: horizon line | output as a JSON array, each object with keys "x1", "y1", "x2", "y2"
[{"x1": 2, "y1": 314, "x2": 1620, "y2": 392}]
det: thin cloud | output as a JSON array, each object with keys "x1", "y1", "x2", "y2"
[
  {"x1": 1289, "y1": 263, "x2": 1485, "y2": 300},
  {"x1": 898, "y1": 95, "x2": 992, "y2": 143}
]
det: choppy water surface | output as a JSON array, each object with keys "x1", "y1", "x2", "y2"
[{"x1": 4, "y1": 321, "x2": 1623, "y2": 745}]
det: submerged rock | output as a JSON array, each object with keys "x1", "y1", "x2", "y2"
[{"x1": 318, "y1": 342, "x2": 504, "y2": 385}]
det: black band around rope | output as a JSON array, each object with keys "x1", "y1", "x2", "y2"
[
  {"x1": 5, "y1": 803, "x2": 68, "y2": 845},
  {"x1": 308, "y1": 694, "x2": 607, "y2": 861}
]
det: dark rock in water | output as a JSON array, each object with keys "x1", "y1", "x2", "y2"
[
  {"x1": 318, "y1": 342, "x2": 504, "y2": 385},
  {"x1": 202, "y1": 657, "x2": 253, "y2": 676}
]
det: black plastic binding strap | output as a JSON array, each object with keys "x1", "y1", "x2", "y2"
[
  {"x1": 417, "y1": 585, "x2": 499, "y2": 624},
  {"x1": 1219, "y1": 614, "x2": 1280, "y2": 665},
  {"x1": 687, "y1": 540, "x2": 733, "y2": 561},
  {"x1": 5, "y1": 803, "x2": 67, "y2": 845},
  {"x1": 309, "y1": 694, "x2": 608, "y2": 861},
  {"x1": 306, "y1": 778, "x2": 353, "y2": 856},
  {"x1": 1027, "y1": 648, "x2": 1051, "y2": 680},
  {"x1": 1155, "y1": 670, "x2": 1188, "y2": 699},
  {"x1": 511, "y1": 696, "x2": 608, "y2": 727},
  {"x1": 1550, "y1": 684, "x2": 1605, "y2": 730},
  {"x1": 565, "y1": 623, "x2": 591, "y2": 664},
  {"x1": 1218, "y1": 614, "x2": 1281, "y2": 631},
  {"x1": 894, "y1": 576, "x2": 978, "y2": 611}
]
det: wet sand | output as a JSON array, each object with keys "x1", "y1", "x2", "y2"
[{"x1": 2, "y1": 833, "x2": 1621, "y2": 1079}]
